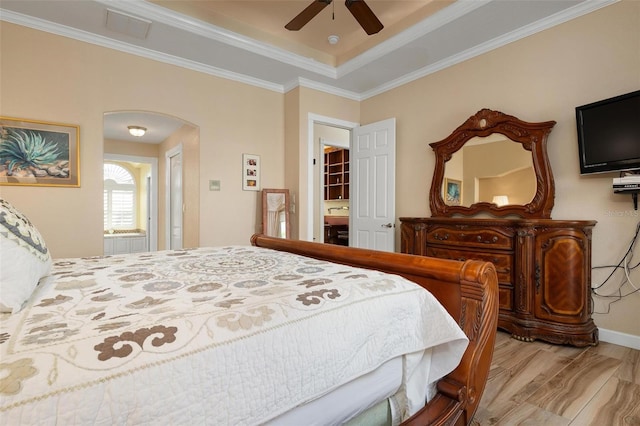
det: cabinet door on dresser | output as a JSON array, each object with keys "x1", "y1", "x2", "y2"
[{"x1": 533, "y1": 227, "x2": 592, "y2": 325}]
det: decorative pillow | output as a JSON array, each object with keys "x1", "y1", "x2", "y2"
[{"x1": 0, "y1": 198, "x2": 52, "y2": 313}]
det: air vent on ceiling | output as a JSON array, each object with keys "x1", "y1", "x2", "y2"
[{"x1": 105, "y1": 9, "x2": 151, "y2": 40}]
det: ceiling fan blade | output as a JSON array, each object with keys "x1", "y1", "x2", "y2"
[
  {"x1": 285, "y1": 0, "x2": 332, "y2": 31},
  {"x1": 345, "y1": 0, "x2": 383, "y2": 35}
]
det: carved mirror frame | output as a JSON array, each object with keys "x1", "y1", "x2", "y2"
[{"x1": 430, "y1": 109, "x2": 556, "y2": 218}]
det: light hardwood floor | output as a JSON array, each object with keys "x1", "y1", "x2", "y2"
[{"x1": 472, "y1": 331, "x2": 640, "y2": 425}]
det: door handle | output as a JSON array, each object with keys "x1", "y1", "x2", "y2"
[{"x1": 381, "y1": 223, "x2": 393, "y2": 228}]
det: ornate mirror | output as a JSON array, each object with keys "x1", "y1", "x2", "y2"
[
  {"x1": 430, "y1": 109, "x2": 556, "y2": 218},
  {"x1": 262, "y1": 189, "x2": 290, "y2": 238}
]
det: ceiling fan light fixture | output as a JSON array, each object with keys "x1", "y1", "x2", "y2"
[
  {"x1": 286, "y1": 0, "x2": 382, "y2": 35},
  {"x1": 128, "y1": 125, "x2": 147, "y2": 137},
  {"x1": 328, "y1": 34, "x2": 340, "y2": 45}
]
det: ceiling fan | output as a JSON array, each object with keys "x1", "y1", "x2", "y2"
[{"x1": 285, "y1": 0, "x2": 384, "y2": 35}]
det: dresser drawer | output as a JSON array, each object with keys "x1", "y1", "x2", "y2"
[
  {"x1": 425, "y1": 246, "x2": 513, "y2": 284},
  {"x1": 426, "y1": 226, "x2": 513, "y2": 250}
]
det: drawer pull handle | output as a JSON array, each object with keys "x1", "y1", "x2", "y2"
[
  {"x1": 434, "y1": 233, "x2": 449, "y2": 241},
  {"x1": 476, "y1": 235, "x2": 499, "y2": 244}
]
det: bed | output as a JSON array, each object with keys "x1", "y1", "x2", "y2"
[{"x1": 0, "y1": 200, "x2": 498, "y2": 425}]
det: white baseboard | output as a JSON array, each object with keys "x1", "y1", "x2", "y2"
[{"x1": 599, "y1": 328, "x2": 640, "y2": 350}]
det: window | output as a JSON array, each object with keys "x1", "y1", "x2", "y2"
[{"x1": 104, "y1": 163, "x2": 136, "y2": 230}]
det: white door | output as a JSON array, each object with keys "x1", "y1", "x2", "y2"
[
  {"x1": 350, "y1": 118, "x2": 396, "y2": 252},
  {"x1": 166, "y1": 145, "x2": 183, "y2": 250},
  {"x1": 146, "y1": 175, "x2": 152, "y2": 251}
]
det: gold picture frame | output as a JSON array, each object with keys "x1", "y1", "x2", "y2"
[
  {"x1": 0, "y1": 116, "x2": 80, "y2": 187},
  {"x1": 444, "y1": 177, "x2": 462, "y2": 206}
]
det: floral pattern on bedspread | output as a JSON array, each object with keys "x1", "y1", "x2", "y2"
[{"x1": 0, "y1": 247, "x2": 416, "y2": 406}]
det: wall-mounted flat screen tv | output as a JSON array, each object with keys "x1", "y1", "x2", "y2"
[{"x1": 576, "y1": 89, "x2": 640, "y2": 175}]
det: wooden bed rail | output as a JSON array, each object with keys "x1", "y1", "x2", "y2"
[{"x1": 251, "y1": 234, "x2": 499, "y2": 425}]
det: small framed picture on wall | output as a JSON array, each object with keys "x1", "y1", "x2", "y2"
[
  {"x1": 444, "y1": 177, "x2": 462, "y2": 206},
  {"x1": 242, "y1": 153, "x2": 260, "y2": 191}
]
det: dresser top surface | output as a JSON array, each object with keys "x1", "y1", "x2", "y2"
[{"x1": 399, "y1": 217, "x2": 597, "y2": 227}]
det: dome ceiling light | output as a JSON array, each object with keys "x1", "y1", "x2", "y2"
[{"x1": 128, "y1": 126, "x2": 147, "y2": 137}]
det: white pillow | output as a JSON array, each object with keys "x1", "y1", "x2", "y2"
[{"x1": 0, "y1": 198, "x2": 52, "y2": 313}]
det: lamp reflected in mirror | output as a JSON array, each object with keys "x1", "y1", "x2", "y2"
[{"x1": 262, "y1": 189, "x2": 290, "y2": 239}]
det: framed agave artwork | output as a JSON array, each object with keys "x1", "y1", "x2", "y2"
[
  {"x1": 0, "y1": 117, "x2": 80, "y2": 187},
  {"x1": 443, "y1": 177, "x2": 462, "y2": 206}
]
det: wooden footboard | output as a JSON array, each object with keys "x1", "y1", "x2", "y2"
[{"x1": 251, "y1": 234, "x2": 498, "y2": 425}]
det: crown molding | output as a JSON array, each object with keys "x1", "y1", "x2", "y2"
[
  {"x1": 294, "y1": 79, "x2": 362, "y2": 102},
  {"x1": 100, "y1": 0, "x2": 337, "y2": 79},
  {"x1": 1, "y1": 0, "x2": 619, "y2": 101},
  {"x1": 337, "y1": 0, "x2": 491, "y2": 79},
  {"x1": 0, "y1": 8, "x2": 286, "y2": 94},
  {"x1": 359, "y1": 0, "x2": 619, "y2": 100}
]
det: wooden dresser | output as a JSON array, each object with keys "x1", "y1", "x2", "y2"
[
  {"x1": 400, "y1": 217, "x2": 598, "y2": 346},
  {"x1": 408, "y1": 109, "x2": 599, "y2": 347}
]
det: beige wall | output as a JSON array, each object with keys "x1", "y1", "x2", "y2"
[
  {"x1": 360, "y1": 1, "x2": 640, "y2": 337},
  {"x1": 315, "y1": 123, "x2": 351, "y2": 146},
  {"x1": 104, "y1": 139, "x2": 160, "y2": 158},
  {"x1": 478, "y1": 167, "x2": 536, "y2": 207},
  {"x1": 283, "y1": 88, "x2": 301, "y2": 239},
  {"x1": 135, "y1": 163, "x2": 151, "y2": 231},
  {"x1": 0, "y1": 21, "x2": 284, "y2": 258}
]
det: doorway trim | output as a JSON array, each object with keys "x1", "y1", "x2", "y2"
[
  {"x1": 307, "y1": 113, "x2": 358, "y2": 241},
  {"x1": 103, "y1": 153, "x2": 158, "y2": 251},
  {"x1": 165, "y1": 144, "x2": 183, "y2": 250}
]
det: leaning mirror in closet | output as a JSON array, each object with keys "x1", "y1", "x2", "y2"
[{"x1": 262, "y1": 189, "x2": 290, "y2": 238}]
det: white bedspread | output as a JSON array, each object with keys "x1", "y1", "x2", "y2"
[{"x1": 0, "y1": 246, "x2": 467, "y2": 425}]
